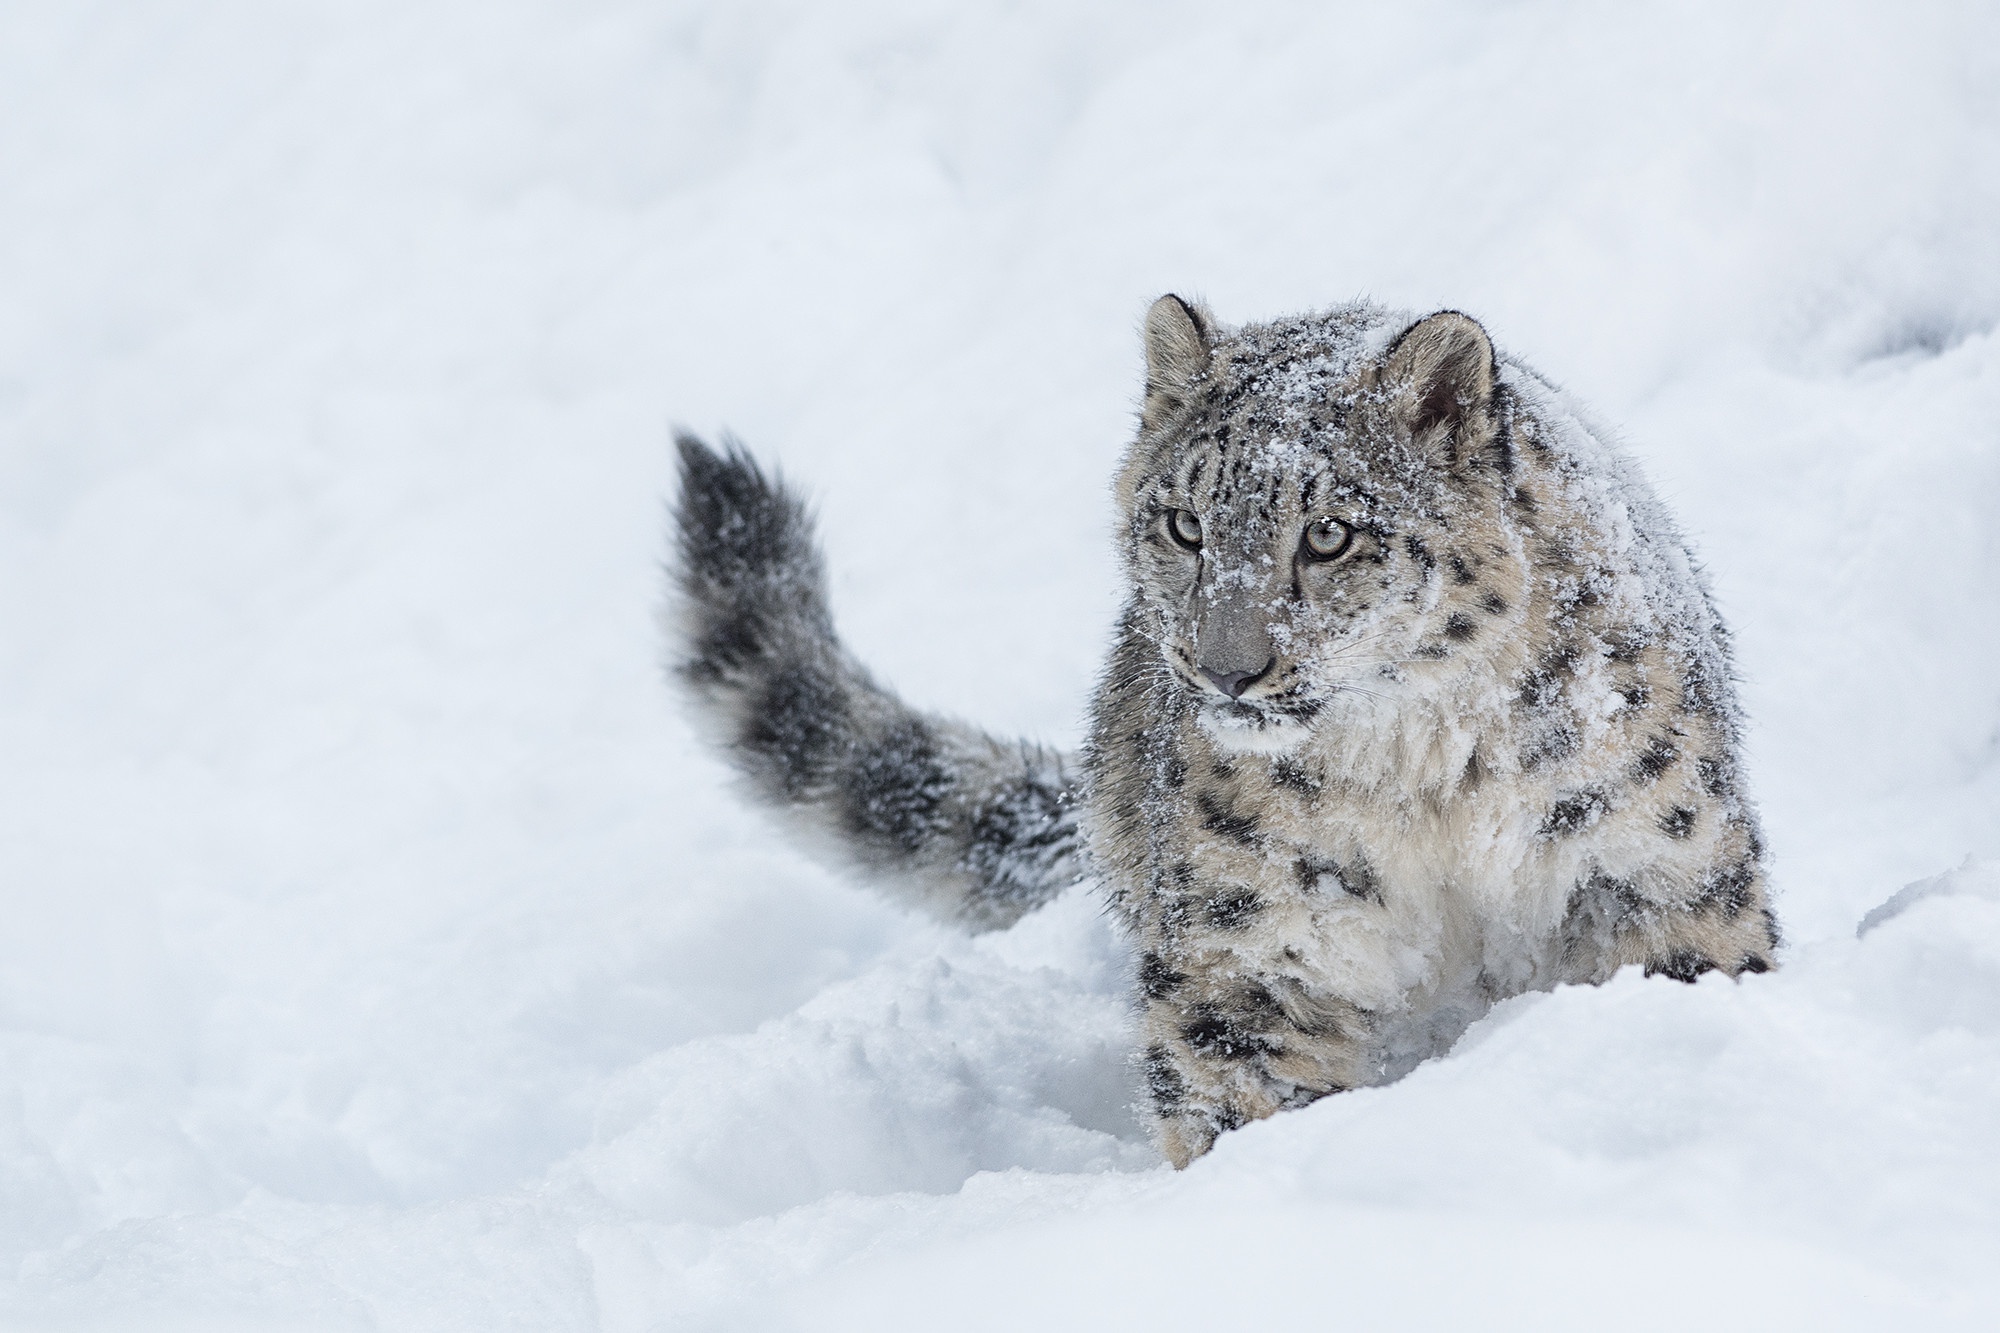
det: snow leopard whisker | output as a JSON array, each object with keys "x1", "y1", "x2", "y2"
[{"x1": 1315, "y1": 656, "x2": 1432, "y2": 668}]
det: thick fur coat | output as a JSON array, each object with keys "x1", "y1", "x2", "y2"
[{"x1": 671, "y1": 297, "x2": 1778, "y2": 1166}]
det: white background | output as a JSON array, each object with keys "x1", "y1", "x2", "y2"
[{"x1": 2, "y1": 2, "x2": 1997, "y2": 1328}]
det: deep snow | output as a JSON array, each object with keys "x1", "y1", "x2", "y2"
[{"x1": 2, "y1": 1, "x2": 1997, "y2": 1328}]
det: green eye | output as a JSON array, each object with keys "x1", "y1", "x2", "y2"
[
  {"x1": 1302, "y1": 516, "x2": 1353, "y2": 560},
  {"x1": 1166, "y1": 508, "x2": 1203, "y2": 550}
]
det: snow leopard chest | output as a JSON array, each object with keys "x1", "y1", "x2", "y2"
[{"x1": 1136, "y1": 739, "x2": 1586, "y2": 1043}]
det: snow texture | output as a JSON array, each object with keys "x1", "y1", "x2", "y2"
[{"x1": 2, "y1": 1, "x2": 1997, "y2": 1328}]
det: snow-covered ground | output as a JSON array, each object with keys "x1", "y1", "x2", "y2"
[{"x1": 3, "y1": 2, "x2": 1998, "y2": 1328}]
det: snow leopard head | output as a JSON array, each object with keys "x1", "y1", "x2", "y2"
[{"x1": 1115, "y1": 296, "x2": 1529, "y2": 753}]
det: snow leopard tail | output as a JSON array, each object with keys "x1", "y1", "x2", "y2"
[{"x1": 668, "y1": 433, "x2": 1086, "y2": 931}]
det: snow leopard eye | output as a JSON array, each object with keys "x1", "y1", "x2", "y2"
[
  {"x1": 1166, "y1": 508, "x2": 1203, "y2": 550},
  {"x1": 1301, "y1": 516, "x2": 1353, "y2": 561}
]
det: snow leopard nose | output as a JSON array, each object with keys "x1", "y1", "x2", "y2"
[{"x1": 1199, "y1": 659, "x2": 1273, "y2": 699}]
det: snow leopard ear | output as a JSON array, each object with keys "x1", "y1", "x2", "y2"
[
  {"x1": 1383, "y1": 311, "x2": 1496, "y2": 464},
  {"x1": 1141, "y1": 294, "x2": 1214, "y2": 431}
]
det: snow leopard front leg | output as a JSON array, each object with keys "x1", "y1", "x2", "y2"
[
  {"x1": 1552, "y1": 740, "x2": 1781, "y2": 985},
  {"x1": 1086, "y1": 618, "x2": 1373, "y2": 1164},
  {"x1": 1559, "y1": 856, "x2": 1780, "y2": 986},
  {"x1": 1136, "y1": 951, "x2": 1374, "y2": 1167}
]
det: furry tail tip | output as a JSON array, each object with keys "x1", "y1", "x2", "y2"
[{"x1": 672, "y1": 431, "x2": 834, "y2": 691}]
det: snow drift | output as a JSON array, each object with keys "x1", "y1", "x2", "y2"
[{"x1": 1, "y1": 1, "x2": 1996, "y2": 1328}]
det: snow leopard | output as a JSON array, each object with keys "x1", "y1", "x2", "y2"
[{"x1": 670, "y1": 296, "x2": 1779, "y2": 1167}]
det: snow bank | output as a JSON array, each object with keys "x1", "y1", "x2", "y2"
[{"x1": 1, "y1": 1, "x2": 1996, "y2": 1328}]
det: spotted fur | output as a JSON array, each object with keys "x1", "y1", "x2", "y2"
[{"x1": 669, "y1": 297, "x2": 1778, "y2": 1168}]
